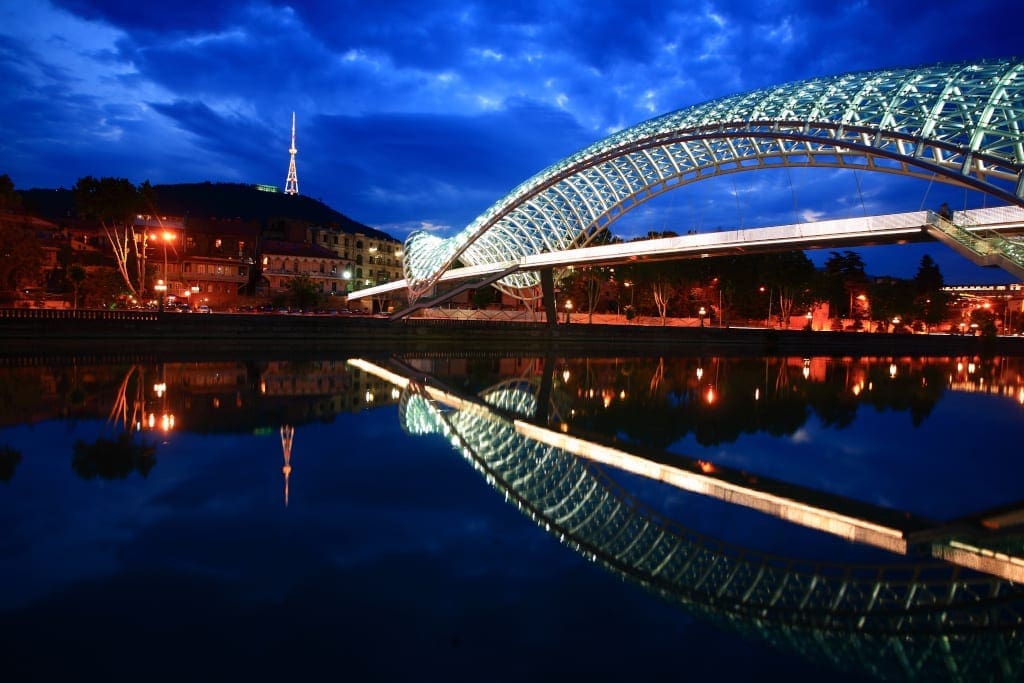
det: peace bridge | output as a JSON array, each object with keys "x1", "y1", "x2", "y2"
[
  {"x1": 351, "y1": 355, "x2": 1024, "y2": 681},
  {"x1": 348, "y1": 57, "x2": 1024, "y2": 321}
]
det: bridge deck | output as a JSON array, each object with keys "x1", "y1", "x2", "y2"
[{"x1": 351, "y1": 206, "x2": 1024, "y2": 301}]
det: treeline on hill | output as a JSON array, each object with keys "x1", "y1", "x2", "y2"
[{"x1": 17, "y1": 181, "x2": 390, "y2": 239}]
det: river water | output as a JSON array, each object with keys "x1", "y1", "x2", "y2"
[{"x1": 1, "y1": 352, "x2": 1023, "y2": 681}]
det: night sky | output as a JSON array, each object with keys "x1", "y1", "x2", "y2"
[{"x1": 1, "y1": 0, "x2": 1020, "y2": 281}]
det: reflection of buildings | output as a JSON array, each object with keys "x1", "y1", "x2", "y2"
[
  {"x1": 0, "y1": 359, "x2": 401, "y2": 432},
  {"x1": 352, "y1": 356, "x2": 1024, "y2": 682}
]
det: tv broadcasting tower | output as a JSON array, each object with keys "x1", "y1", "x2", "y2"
[{"x1": 284, "y1": 112, "x2": 299, "y2": 195}]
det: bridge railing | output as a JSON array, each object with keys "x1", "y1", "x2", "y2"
[
  {"x1": 927, "y1": 210, "x2": 1024, "y2": 279},
  {"x1": 0, "y1": 308, "x2": 161, "y2": 322}
]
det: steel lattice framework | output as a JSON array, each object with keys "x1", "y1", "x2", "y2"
[
  {"x1": 403, "y1": 57, "x2": 1024, "y2": 301},
  {"x1": 395, "y1": 378, "x2": 1024, "y2": 680}
]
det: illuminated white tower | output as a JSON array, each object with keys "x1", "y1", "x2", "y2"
[{"x1": 284, "y1": 112, "x2": 299, "y2": 195}]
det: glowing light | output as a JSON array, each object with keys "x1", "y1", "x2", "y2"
[
  {"x1": 562, "y1": 368, "x2": 571, "y2": 383},
  {"x1": 365, "y1": 390, "x2": 375, "y2": 403},
  {"x1": 705, "y1": 387, "x2": 715, "y2": 404},
  {"x1": 391, "y1": 387, "x2": 401, "y2": 400},
  {"x1": 696, "y1": 367, "x2": 704, "y2": 381},
  {"x1": 968, "y1": 362, "x2": 976, "y2": 374},
  {"x1": 754, "y1": 388, "x2": 760, "y2": 400},
  {"x1": 889, "y1": 363, "x2": 897, "y2": 378},
  {"x1": 619, "y1": 390, "x2": 626, "y2": 400},
  {"x1": 697, "y1": 460, "x2": 715, "y2": 473},
  {"x1": 153, "y1": 382, "x2": 166, "y2": 397}
]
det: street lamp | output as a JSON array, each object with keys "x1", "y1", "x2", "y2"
[
  {"x1": 564, "y1": 299, "x2": 573, "y2": 324},
  {"x1": 151, "y1": 230, "x2": 176, "y2": 312},
  {"x1": 698, "y1": 306, "x2": 706, "y2": 327}
]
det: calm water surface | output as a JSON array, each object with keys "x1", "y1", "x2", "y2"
[{"x1": 1, "y1": 352, "x2": 1023, "y2": 681}]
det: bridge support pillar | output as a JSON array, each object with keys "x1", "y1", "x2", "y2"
[{"x1": 540, "y1": 269, "x2": 557, "y2": 326}]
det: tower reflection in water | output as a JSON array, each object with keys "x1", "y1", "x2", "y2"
[{"x1": 350, "y1": 355, "x2": 1024, "y2": 683}]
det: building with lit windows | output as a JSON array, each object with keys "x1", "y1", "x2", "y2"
[
  {"x1": 259, "y1": 239, "x2": 351, "y2": 298},
  {"x1": 137, "y1": 216, "x2": 258, "y2": 310},
  {"x1": 306, "y1": 226, "x2": 403, "y2": 292}
]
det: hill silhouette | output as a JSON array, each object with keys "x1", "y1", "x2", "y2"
[{"x1": 18, "y1": 181, "x2": 394, "y2": 241}]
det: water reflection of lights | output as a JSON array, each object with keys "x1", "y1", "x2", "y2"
[
  {"x1": 696, "y1": 366, "x2": 704, "y2": 381},
  {"x1": 153, "y1": 382, "x2": 167, "y2": 397},
  {"x1": 365, "y1": 390, "x2": 375, "y2": 404},
  {"x1": 705, "y1": 387, "x2": 715, "y2": 404},
  {"x1": 889, "y1": 363, "x2": 897, "y2": 378},
  {"x1": 802, "y1": 358, "x2": 810, "y2": 380},
  {"x1": 562, "y1": 368, "x2": 571, "y2": 383},
  {"x1": 147, "y1": 412, "x2": 175, "y2": 432}
]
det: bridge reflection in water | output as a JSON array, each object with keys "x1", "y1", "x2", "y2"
[{"x1": 350, "y1": 356, "x2": 1024, "y2": 683}]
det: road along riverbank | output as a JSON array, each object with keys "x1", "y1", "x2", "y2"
[{"x1": 2, "y1": 308, "x2": 1022, "y2": 362}]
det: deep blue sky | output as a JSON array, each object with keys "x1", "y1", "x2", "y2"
[{"x1": 0, "y1": 0, "x2": 1020, "y2": 282}]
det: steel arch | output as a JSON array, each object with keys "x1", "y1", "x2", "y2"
[
  {"x1": 403, "y1": 57, "x2": 1024, "y2": 300},
  {"x1": 394, "y1": 376, "x2": 1024, "y2": 680},
  {"x1": 393, "y1": 378, "x2": 1024, "y2": 679}
]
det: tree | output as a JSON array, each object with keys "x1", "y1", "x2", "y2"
[
  {"x1": 562, "y1": 266, "x2": 614, "y2": 323},
  {"x1": 0, "y1": 216, "x2": 43, "y2": 294},
  {"x1": 1, "y1": 176, "x2": 35, "y2": 297},
  {"x1": 67, "y1": 264, "x2": 87, "y2": 309},
  {"x1": 0, "y1": 445, "x2": 21, "y2": 482},
  {"x1": 285, "y1": 275, "x2": 323, "y2": 310},
  {"x1": 868, "y1": 277, "x2": 916, "y2": 331},
  {"x1": 823, "y1": 251, "x2": 868, "y2": 320},
  {"x1": 72, "y1": 432, "x2": 156, "y2": 480},
  {"x1": 73, "y1": 177, "x2": 154, "y2": 298},
  {"x1": 0, "y1": 174, "x2": 22, "y2": 212},
  {"x1": 757, "y1": 252, "x2": 818, "y2": 327},
  {"x1": 912, "y1": 255, "x2": 950, "y2": 331}
]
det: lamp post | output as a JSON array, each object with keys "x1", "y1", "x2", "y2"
[
  {"x1": 698, "y1": 306, "x2": 706, "y2": 327},
  {"x1": 564, "y1": 299, "x2": 573, "y2": 324},
  {"x1": 623, "y1": 280, "x2": 634, "y2": 322},
  {"x1": 152, "y1": 230, "x2": 175, "y2": 312}
]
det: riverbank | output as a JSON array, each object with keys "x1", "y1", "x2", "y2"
[{"x1": 1, "y1": 308, "x2": 1022, "y2": 361}]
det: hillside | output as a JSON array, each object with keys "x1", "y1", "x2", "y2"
[{"x1": 18, "y1": 182, "x2": 395, "y2": 241}]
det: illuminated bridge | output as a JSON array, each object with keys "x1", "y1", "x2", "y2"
[
  {"x1": 352, "y1": 205, "x2": 1024, "y2": 313},
  {"x1": 360, "y1": 58, "x2": 1024, "y2": 315},
  {"x1": 351, "y1": 357, "x2": 1024, "y2": 681}
]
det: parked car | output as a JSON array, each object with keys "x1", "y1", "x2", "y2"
[{"x1": 196, "y1": 304, "x2": 212, "y2": 314}]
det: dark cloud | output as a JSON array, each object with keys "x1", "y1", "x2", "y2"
[
  {"x1": 305, "y1": 100, "x2": 591, "y2": 230},
  {"x1": 52, "y1": 0, "x2": 245, "y2": 33},
  {"x1": 1, "y1": 0, "x2": 1020, "y2": 279}
]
